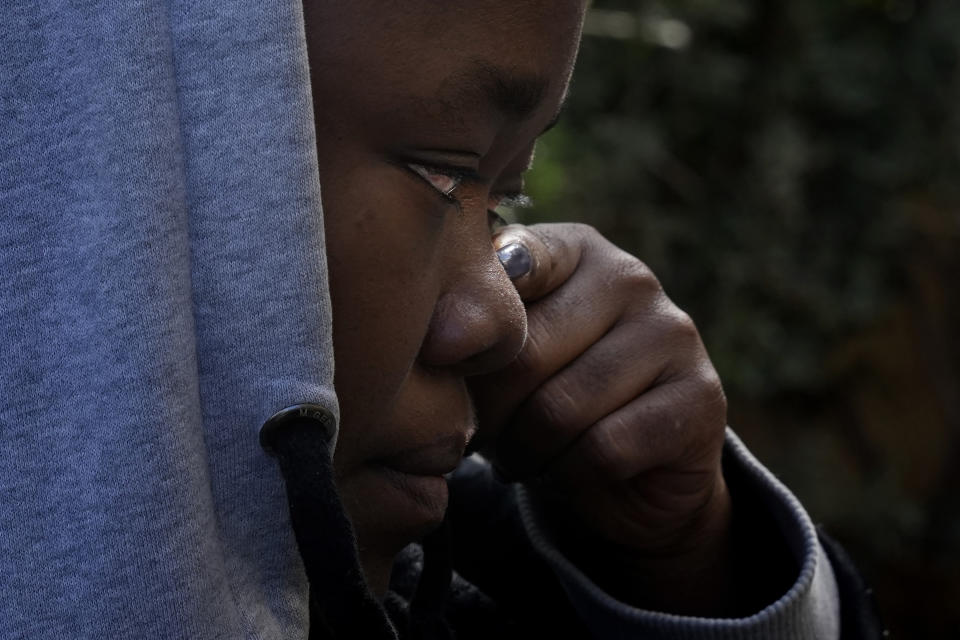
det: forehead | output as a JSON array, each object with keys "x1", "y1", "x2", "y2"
[
  {"x1": 305, "y1": 1, "x2": 585, "y2": 123},
  {"x1": 307, "y1": 1, "x2": 584, "y2": 52}
]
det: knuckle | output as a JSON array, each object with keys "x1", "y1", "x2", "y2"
[
  {"x1": 668, "y1": 308, "x2": 701, "y2": 343},
  {"x1": 564, "y1": 223, "x2": 614, "y2": 258},
  {"x1": 697, "y1": 369, "x2": 728, "y2": 426},
  {"x1": 616, "y1": 260, "x2": 662, "y2": 299},
  {"x1": 565, "y1": 221, "x2": 598, "y2": 239},
  {"x1": 672, "y1": 371, "x2": 727, "y2": 450}
]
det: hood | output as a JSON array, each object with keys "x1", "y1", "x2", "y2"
[{"x1": 1, "y1": 1, "x2": 338, "y2": 637}]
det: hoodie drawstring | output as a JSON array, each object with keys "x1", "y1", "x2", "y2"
[
  {"x1": 263, "y1": 404, "x2": 456, "y2": 639},
  {"x1": 264, "y1": 405, "x2": 397, "y2": 640}
]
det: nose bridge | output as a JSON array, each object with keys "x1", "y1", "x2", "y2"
[{"x1": 418, "y1": 236, "x2": 527, "y2": 375}]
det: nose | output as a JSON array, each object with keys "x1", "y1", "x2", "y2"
[{"x1": 417, "y1": 242, "x2": 528, "y2": 377}]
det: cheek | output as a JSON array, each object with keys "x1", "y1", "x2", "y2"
[{"x1": 322, "y1": 170, "x2": 446, "y2": 461}]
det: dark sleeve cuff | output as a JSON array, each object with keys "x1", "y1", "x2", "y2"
[{"x1": 515, "y1": 428, "x2": 842, "y2": 639}]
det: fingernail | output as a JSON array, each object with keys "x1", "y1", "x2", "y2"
[{"x1": 496, "y1": 242, "x2": 532, "y2": 279}]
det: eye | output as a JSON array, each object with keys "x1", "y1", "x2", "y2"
[{"x1": 407, "y1": 163, "x2": 463, "y2": 198}]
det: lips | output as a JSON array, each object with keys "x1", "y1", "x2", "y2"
[
  {"x1": 336, "y1": 397, "x2": 479, "y2": 547},
  {"x1": 362, "y1": 435, "x2": 471, "y2": 537},
  {"x1": 375, "y1": 434, "x2": 470, "y2": 477}
]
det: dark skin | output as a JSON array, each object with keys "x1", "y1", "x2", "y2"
[{"x1": 303, "y1": 0, "x2": 756, "y2": 616}]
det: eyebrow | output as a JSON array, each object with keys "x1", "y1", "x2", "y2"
[{"x1": 434, "y1": 59, "x2": 558, "y2": 129}]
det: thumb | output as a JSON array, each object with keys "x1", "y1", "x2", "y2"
[{"x1": 493, "y1": 223, "x2": 582, "y2": 302}]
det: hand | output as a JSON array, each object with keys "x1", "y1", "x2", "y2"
[{"x1": 468, "y1": 222, "x2": 735, "y2": 615}]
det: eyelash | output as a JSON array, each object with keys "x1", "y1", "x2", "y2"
[
  {"x1": 407, "y1": 163, "x2": 469, "y2": 203},
  {"x1": 406, "y1": 162, "x2": 532, "y2": 213}
]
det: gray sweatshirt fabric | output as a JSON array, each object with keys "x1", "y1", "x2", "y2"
[
  {"x1": 1, "y1": 2, "x2": 334, "y2": 638},
  {"x1": 1, "y1": 2, "x2": 839, "y2": 638}
]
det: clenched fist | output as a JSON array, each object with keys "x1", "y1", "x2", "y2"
[{"x1": 469, "y1": 223, "x2": 738, "y2": 615}]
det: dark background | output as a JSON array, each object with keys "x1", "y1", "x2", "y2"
[{"x1": 517, "y1": 0, "x2": 960, "y2": 636}]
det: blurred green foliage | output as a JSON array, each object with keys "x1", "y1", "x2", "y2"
[
  {"x1": 520, "y1": 0, "x2": 960, "y2": 636},
  {"x1": 524, "y1": 0, "x2": 958, "y2": 396}
]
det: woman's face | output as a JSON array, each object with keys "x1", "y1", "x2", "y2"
[{"x1": 303, "y1": 0, "x2": 586, "y2": 590}]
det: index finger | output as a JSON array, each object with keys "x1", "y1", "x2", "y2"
[{"x1": 493, "y1": 223, "x2": 583, "y2": 302}]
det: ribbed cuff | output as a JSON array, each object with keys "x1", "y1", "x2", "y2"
[{"x1": 515, "y1": 428, "x2": 840, "y2": 640}]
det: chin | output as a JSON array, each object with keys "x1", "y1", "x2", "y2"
[{"x1": 338, "y1": 463, "x2": 451, "y2": 559}]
